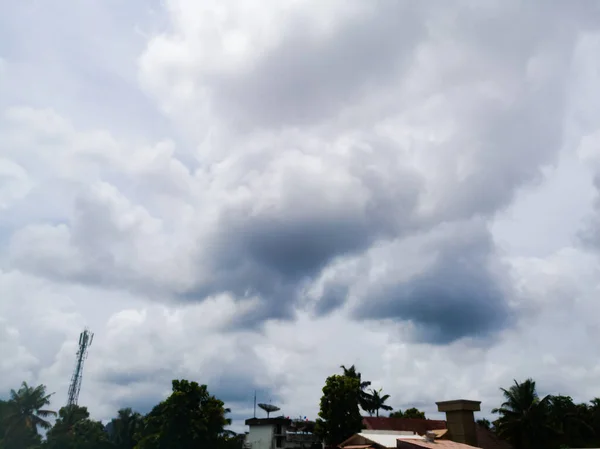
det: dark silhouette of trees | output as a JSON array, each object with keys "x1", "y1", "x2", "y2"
[
  {"x1": 390, "y1": 407, "x2": 426, "y2": 419},
  {"x1": 340, "y1": 365, "x2": 374, "y2": 413},
  {"x1": 365, "y1": 388, "x2": 393, "y2": 417},
  {"x1": 6, "y1": 374, "x2": 600, "y2": 449}
]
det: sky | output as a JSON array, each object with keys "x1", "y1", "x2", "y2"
[{"x1": 2, "y1": 0, "x2": 600, "y2": 433}]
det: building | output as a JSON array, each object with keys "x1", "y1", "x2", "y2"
[
  {"x1": 339, "y1": 430, "x2": 425, "y2": 448},
  {"x1": 362, "y1": 399, "x2": 512, "y2": 449},
  {"x1": 244, "y1": 417, "x2": 320, "y2": 449},
  {"x1": 339, "y1": 429, "x2": 483, "y2": 449}
]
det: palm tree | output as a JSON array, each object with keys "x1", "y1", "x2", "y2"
[
  {"x1": 492, "y1": 378, "x2": 555, "y2": 449},
  {"x1": 367, "y1": 389, "x2": 393, "y2": 417},
  {"x1": 108, "y1": 408, "x2": 143, "y2": 449},
  {"x1": 340, "y1": 365, "x2": 373, "y2": 412},
  {"x1": 5, "y1": 382, "x2": 56, "y2": 433}
]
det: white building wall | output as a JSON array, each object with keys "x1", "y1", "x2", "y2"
[{"x1": 246, "y1": 425, "x2": 274, "y2": 449}]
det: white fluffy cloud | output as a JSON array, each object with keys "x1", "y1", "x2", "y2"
[{"x1": 2, "y1": 0, "x2": 600, "y2": 433}]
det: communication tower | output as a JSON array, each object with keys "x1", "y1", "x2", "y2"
[{"x1": 66, "y1": 328, "x2": 94, "y2": 407}]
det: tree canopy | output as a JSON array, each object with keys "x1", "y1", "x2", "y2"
[
  {"x1": 315, "y1": 374, "x2": 363, "y2": 446},
  {"x1": 492, "y1": 378, "x2": 600, "y2": 449},
  {"x1": 135, "y1": 379, "x2": 232, "y2": 449},
  {"x1": 0, "y1": 380, "x2": 239, "y2": 449},
  {"x1": 390, "y1": 407, "x2": 426, "y2": 419}
]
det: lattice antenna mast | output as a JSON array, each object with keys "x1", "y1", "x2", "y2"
[{"x1": 67, "y1": 328, "x2": 94, "y2": 407}]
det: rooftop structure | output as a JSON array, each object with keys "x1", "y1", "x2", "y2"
[
  {"x1": 244, "y1": 416, "x2": 320, "y2": 449},
  {"x1": 361, "y1": 398, "x2": 512, "y2": 449}
]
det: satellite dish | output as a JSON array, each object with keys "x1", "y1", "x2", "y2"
[{"x1": 258, "y1": 403, "x2": 280, "y2": 418}]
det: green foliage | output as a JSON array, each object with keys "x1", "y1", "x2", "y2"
[
  {"x1": 108, "y1": 408, "x2": 142, "y2": 449},
  {"x1": 340, "y1": 365, "x2": 374, "y2": 412},
  {"x1": 0, "y1": 383, "x2": 56, "y2": 449},
  {"x1": 389, "y1": 407, "x2": 426, "y2": 419},
  {"x1": 6, "y1": 382, "x2": 56, "y2": 432},
  {"x1": 491, "y1": 379, "x2": 600, "y2": 449},
  {"x1": 8, "y1": 373, "x2": 600, "y2": 449},
  {"x1": 134, "y1": 379, "x2": 232, "y2": 449},
  {"x1": 43, "y1": 405, "x2": 111, "y2": 449},
  {"x1": 492, "y1": 378, "x2": 556, "y2": 449},
  {"x1": 315, "y1": 374, "x2": 363, "y2": 446}
]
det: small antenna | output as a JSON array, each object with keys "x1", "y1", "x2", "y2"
[{"x1": 253, "y1": 390, "x2": 257, "y2": 418}]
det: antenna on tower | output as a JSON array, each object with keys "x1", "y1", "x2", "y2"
[{"x1": 66, "y1": 327, "x2": 93, "y2": 407}]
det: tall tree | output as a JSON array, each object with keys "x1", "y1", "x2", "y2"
[
  {"x1": 366, "y1": 389, "x2": 393, "y2": 417},
  {"x1": 492, "y1": 378, "x2": 555, "y2": 449},
  {"x1": 44, "y1": 404, "x2": 112, "y2": 449},
  {"x1": 547, "y1": 395, "x2": 593, "y2": 448},
  {"x1": 0, "y1": 399, "x2": 41, "y2": 449},
  {"x1": 588, "y1": 398, "x2": 600, "y2": 445},
  {"x1": 108, "y1": 408, "x2": 142, "y2": 449},
  {"x1": 5, "y1": 382, "x2": 56, "y2": 433},
  {"x1": 1, "y1": 382, "x2": 56, "y2": 449},
  {"x1": 340, "y1": 365, "x2": 373, "y2": 412},
  {"x1": 314, "y1": 374, "x2": 363, "y2": 446},
  {"x1": 135, "y1": 379, "x2": 231, "y2": 449}
]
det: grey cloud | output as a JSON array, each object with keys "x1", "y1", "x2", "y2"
[
  {"x1": 4, "y1": 0, "x2": 600, "y2": 346},
  {"x1": 314, "y1": 282, "x2": 349, "y2": 316},
  {"x1": 211, "y1": 373, "x2": 280, "y2": 407},
  {"x1": 353, "y1": 223, "x2": 514, "y2": 344},
  {"x1": 98, "y1": 368, "x2": 274, "y2": 410},
  {"x1": 210, "y1": 2, "x2": 425, "y2": 130}
]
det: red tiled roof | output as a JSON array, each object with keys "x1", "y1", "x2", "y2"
[
  {"x1": 361, "y1": 418, "x2": 513, "y2": 449},
  {"x1": 363, "y1": 417, "x2": 447, "y2": 435},
  {"x1": 398, "y1": 439, "x2": 481, "y2": 449}
]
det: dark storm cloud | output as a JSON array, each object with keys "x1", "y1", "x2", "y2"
[
  {"x1": 184, "y1": 173, "x2": 421, "y2": 326},
  {"x1": 314, "y1": 282, "x2": 349, "y2": 316},
  {"x1": 354, "y1": 225, "x2": 514, "y2": 344},
  {"x1": 233, "y1": 216, "x2": 372, "y2": 279},
  {"x1": 6, "y1": 0, "x2": 596, "y2": 342}
]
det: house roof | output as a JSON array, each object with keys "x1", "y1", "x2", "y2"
[
  {"x1": 398, "y1": 439, "x2": 481, "y2": 449},
  {"x1": 362, "y1": 417, "x2": 512, "y2": 449},
  {"x1": 343, "y1": 446, "x2": 374, "y2": 449},
  {"x1": 245, "y1": 417, "x2": 291, "y2": 426},
  {"x1": 357, "y1": 432, "x2": 420, "y2": 448},
  {"x1": 340, "y1": 431, "x2": 424, "y2": 449},
  {"x1": 363, "y1": 417, "x2": 447, "y2": 435},
  {"x1": 474, "y1": 427, "x2": 512, "y2": 449}
]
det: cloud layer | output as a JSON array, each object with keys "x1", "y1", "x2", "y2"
[{"x1": 2, "y1": 0, "x2": 600, "y2": 432}]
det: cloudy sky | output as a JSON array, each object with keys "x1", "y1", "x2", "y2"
[{"x1": 2, "y1": 0, "x2": 600, "y2": 432}]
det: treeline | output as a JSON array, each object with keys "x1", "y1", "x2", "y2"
[
  {"x1": 4, "y1": 368, "x2": 600, "y2": 449},
  {"x1": 314, "y1": 365, "x2": 600, "y2": 449},
  {"x1": 0, "y1": 380, "x2": 244, "y2": 449}
]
